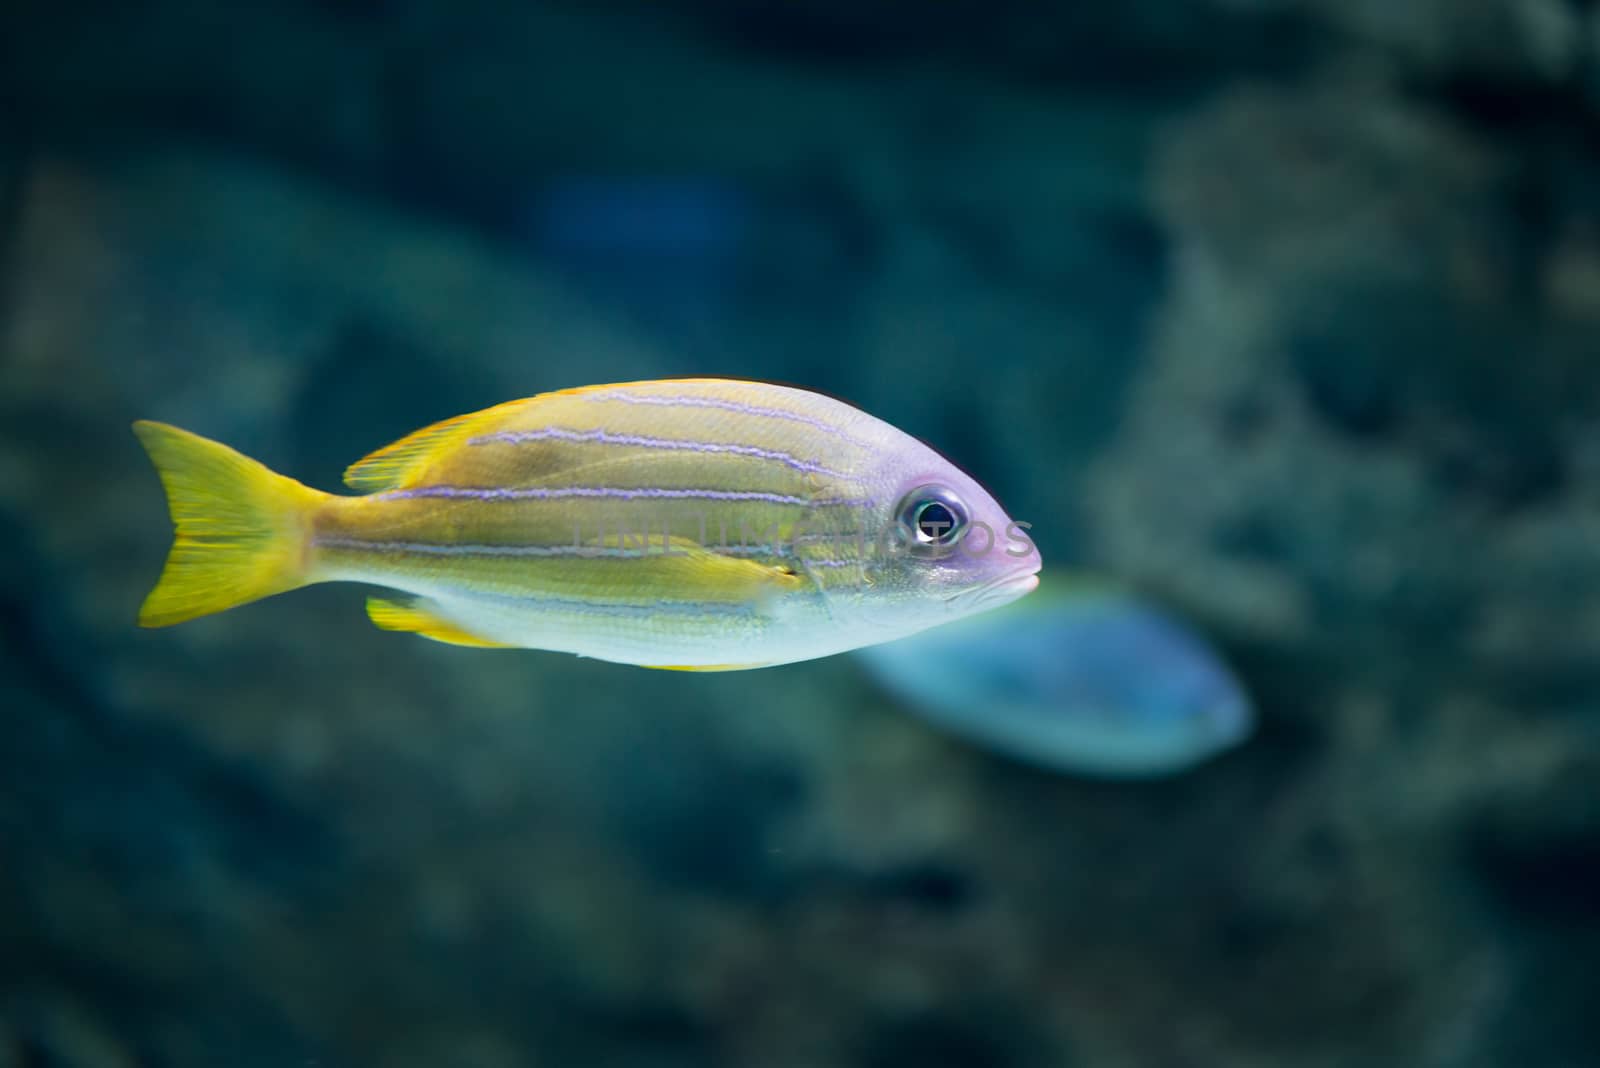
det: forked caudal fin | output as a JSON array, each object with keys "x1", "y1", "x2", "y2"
[{"x1": 132, "y1": 421, "x2": 326, "y2": 627}]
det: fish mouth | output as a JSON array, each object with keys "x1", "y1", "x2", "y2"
[{"x1": 949, "y1": 566, "x2": 1041, "y2": 612}]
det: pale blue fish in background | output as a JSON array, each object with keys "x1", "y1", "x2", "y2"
[{"x1": 855, "y1": 586, "x2": 1255, "y2": 777}]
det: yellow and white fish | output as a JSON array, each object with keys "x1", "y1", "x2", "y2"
[{"x1": 134, "y1": 378, "x2": 1041, "y2": 670}]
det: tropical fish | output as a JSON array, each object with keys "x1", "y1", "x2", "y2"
[
  {"x1": 854, "y1": 587, "x2": 1253, "y2": 776},
  {"x1": 134, "y1": 378, "x2": 1040, "y2": 670}
]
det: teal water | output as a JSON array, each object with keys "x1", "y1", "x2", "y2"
[{"x1": 3, "y1": 3, "x2": 1598, "y2": 1065}]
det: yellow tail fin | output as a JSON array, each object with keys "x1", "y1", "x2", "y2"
[{"x1": 133, "y1": 420, "x2": 326, "y2": 627}]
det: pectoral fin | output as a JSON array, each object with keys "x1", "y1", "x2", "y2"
[
  {"x1": 584, "y1": 535, "x2": 805, "y2": 603},
  {"x1": 366, "y1": 596, "x2": 515, "y2": 649}
]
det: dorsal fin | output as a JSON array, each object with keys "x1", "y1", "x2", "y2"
[{"x1": 342, "y1": 398, "x2": 534, "y2": 492}]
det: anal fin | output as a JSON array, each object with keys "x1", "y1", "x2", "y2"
[{"x1": 366, "y1": 596, "x2": 515, "y2": 649}]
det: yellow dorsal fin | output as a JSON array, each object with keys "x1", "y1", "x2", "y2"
[
  {"x1": 342, "y1": 398, "x2": 533, "y2": 492},
  {"x1": 365, "y1": 596, "x2": 515, "y2": 649}
]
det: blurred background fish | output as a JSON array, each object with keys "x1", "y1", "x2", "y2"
[{"x1": 855, "y1": 586, "x2": 1253, "y2": 777}]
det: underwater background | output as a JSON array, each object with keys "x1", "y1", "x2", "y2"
[{"x1": 4, "y1": 2, "x2": 1600, "y2": 1065}]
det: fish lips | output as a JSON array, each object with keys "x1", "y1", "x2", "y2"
[{"x1": 950, "y1": 566, "x2": 1041, "y2": 615}]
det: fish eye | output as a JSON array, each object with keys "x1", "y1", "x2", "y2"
[{"x1": 895, "y1": 484, "x2": 969, "y2": 554}]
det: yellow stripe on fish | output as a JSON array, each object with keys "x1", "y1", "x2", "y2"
[{"x1": 134, "y1": 379, "x2": 1041, "y2": 669}]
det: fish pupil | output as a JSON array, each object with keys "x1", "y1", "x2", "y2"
[{"x1": 916, "y1": 501, "x2": 958, "y2": 543}]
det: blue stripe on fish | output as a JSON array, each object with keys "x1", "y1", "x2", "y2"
[
  {"x1": 317, "y1": 537, "x2": 663, "y2": 558},
  {"x1": 319, "y1": 535, "x2": 868, "y2": 569},
  {"x1": 472, "y1": 589, "x2": 760, "y2": 619},
  {"x1": 466, "y1": 426, "x2": 856, "y2": 479},
  {"x1": 718, "y1": 544, "x2": 864, "y2": 567},
  {"x1": 379, "y1": 485, "x2": 874, "y2": 506},
  {"x1": 579, "y1": 389, "x2": 878, "y2": 450}
]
